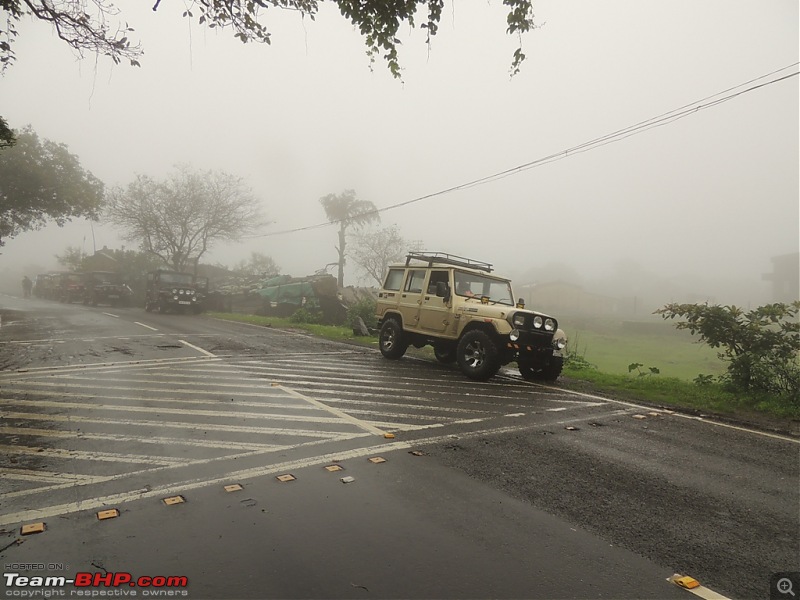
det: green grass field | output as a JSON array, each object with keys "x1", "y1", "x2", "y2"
[{"x1": 562, "y1": 317, "x2": 726, "y2": 381}]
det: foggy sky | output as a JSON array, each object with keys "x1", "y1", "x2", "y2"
[{"x1": 1, "y1": 0, "x2": 797, "y2": 306}]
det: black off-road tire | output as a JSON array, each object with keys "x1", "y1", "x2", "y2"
[
  {"x1": 379, "y1": 318, "x2": 408, "y2": 360},
  {"x1": 433, "y1": 343, "x2": 457, "y2": 364},
  {"x1": 456, "y1": 329, "x2": 501, "y2": 381},
  {"x1": 519, "y1": 356, "x2": 564, "y2": 382}
]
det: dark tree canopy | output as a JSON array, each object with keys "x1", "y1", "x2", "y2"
[
  {"x1": 106, "y1": 165, "x2": 266, "y2": 273},
  {"x1": 320, "y1": 189, "x2": 379, "y2": 287},
  {"x1": 0, "y1": 0, "x2": 535, "y2": 77},
  {"x1": 0, "y1": 127, "x2": 104, "y2": 246}
]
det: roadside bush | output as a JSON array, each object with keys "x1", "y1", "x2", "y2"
[
  {"x1": 655, "y1": 301, "x2": 799, "y2": 402},
  {"x1": 346, "y1": 297, "x2": 377, "y2": 331},
  {"x1": 289, "y1": 307, "x2": 322, "y2": 324}
]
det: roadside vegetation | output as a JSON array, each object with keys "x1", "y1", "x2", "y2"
[{"x1": 208, "y1": 299, "x2": 800, "y2": 425}]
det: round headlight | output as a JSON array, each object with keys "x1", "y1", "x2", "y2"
[
  {"x1": 179, "y1": 289, "x2": 185, "y2": 295},
  {"x1": 172, "y1": 288, "x2": 177, "y2": 294},
  {"x1": 509, "y1": 329, "x2": 520, "y2": 342},
  {"x1": 192, "y1": 297, "x2": 197, "y2": 302},
  {"x1": 545, "y1": 318, "x2": 555, "y2": 331},
  {"x1": 533, "y1": 316, "x2": 543, "y2": 328},
  {"x1": 556, "y1": 338, "x2": 567, "y2": 349},
  {"x1": 512, "y1": 314, "x2": 525, "y2": 327},
  {"x1": 173, "y1": 295, "x2": 179, "y2": 301}
]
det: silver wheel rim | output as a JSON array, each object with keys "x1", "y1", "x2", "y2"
[
  {"x1": 464, "y1": 340, "x2": 485, "y2": 369},
  {"x1": 382, "y1": 327, "x2": 395, "y2": 351}
]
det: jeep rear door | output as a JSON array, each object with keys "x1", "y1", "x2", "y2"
[{"x1": 398, "y1": 268, "x2": 426, "y2": 330}]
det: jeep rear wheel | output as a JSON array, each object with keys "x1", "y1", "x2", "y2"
[
  {"x1": 379, "y1": 318, "x2": 408, "y2": 359},
  {"x1": 433, "y1": 343, "x2": 457, "y2": 364},
  {"x1": 457, "y1": 330, "x2": 500, "y2": 380},
  {"x1": 519, "y1": 356, "x2": 564, "y2": 382}
]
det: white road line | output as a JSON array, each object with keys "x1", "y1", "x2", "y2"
[
  {"x1": 0, "y1": 444, "x2": 191, "y2": 466},
  {"x1": 133, "y1": 321, "x2": 158, "y2": 331},
  {"x1": 0, "y1": 426, "x2": 281, "y2": 452},
  {"x1": 1, "y1": 434, "x2": 369, "y2": 502},
  {"x1": 1, "y1": 412, "x2": 354, "y2": 438},
  {"x1": 278, "y1": 385, "x2": 388, "y2": 436},
  {"x1": 520, "y1": 379, "x2": 800, "y2": 444},
  {"x1": 179, "y1": 339, "x2": 216, "y2": 357},
  {"x1": 0, "y1": 333, "x2": 167, "y2": 345},
  {"x1": 0, "y1": 439, "x2": 409, "y2": 527},
  {"x1": 0, "y1": 389, "x2": 318, "y2": 411},
  {"x1": 0, "y1": 468, "x2": 106, "y2": 485},
  {"x1": 0, "y1": 399, "x2": 363, "y2": 426},
  {"x1": 102, "y1": 312, "x2": 119, "y2": 318},
  {"x1": 0, "y1": 355, "x2": 219, "y2": 377}
]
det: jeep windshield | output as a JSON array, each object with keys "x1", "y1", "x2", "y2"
[
  {"x1": 159, "y1": 272, "x2": 195, "y2": 285},
  {"x1": 454, "y1": 272, "x2": 513, "y2": 305}
]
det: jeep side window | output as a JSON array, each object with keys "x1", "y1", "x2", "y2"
[
  {"x1": 383, "y1": 269, "x2": 404, "y2": 291},
  {"x1": 404, "y1": 270, "x2": 426, "y2": 294},
  {"x1": 426, "y1": 271, "x2": 449, "y2": 295}
]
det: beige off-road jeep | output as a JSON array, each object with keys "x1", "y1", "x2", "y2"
[{"x1": 375, "y1": 252, "x2": 567, "y2": 381}]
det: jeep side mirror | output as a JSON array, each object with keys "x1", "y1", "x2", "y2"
[{"x1": 435, "y1": 281, "x2": 450, "y2": 300}]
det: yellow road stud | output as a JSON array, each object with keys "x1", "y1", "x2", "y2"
[
  {"x1": 224, "y1": 484, "x2": 243, "y2": 492},
  {"x1": 368, "y1": 457, "x2": 387, "y2": 464},
  {"x1": 383, "y1": 433, "x2": 395, "y2": 439},
  {"x1": 276, "y1": 474, "x2": 296, "y2": 482},
  {"x1": 20, "y1": 523, "x2": 46, "y2": 535},
  {"x1": 324, "y1": 465, "x2": 343, "y2": 472},
  {"x1": 97, "y1": 509, "x2": 120, "y2": 520},
  {"x1": 162, "y1": 496, "x2": 185, "y2": 505},
  {"x1": 670, "y1": 575, "x2": 700, "y2": 589}
]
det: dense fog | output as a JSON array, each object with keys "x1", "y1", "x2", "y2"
[{"x1": 1, "y1": 1, "x2": 797, "y2": 313}]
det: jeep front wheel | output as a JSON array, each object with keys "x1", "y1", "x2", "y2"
[
  {"x1": 457, "y1": 330, "x2": 500, "y2": 380},
  {"x1": 519, "y1": 356, "x2": 564, "y2": 382},
  {"x1": 379, "y1": 318, "x2": 408, "y2": 359}
]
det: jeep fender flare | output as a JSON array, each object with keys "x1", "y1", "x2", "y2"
[{"x1": 379, "y1": 311, "x2": 404, "y2": 328}]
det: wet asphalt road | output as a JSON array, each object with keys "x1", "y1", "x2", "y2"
[{"x1": 0, "y1": 294, "x2": 798, "y2": 599}]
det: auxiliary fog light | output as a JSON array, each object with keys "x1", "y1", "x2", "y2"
[
  {"x1": 192, "y1": 297, "x2": 197, "y2": 302},
  {"x1": 509, "y1": 329, "x2": 520, "y2": 342},
  {"x1": 556, "y1": 338, "x2": 567, "y2": 350},
  {"x1": 173, "y1": 296, "x2": 179, "y2": 301}
]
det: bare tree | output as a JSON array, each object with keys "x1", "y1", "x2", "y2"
[
  {"x1": 106, "y1": 165, "x2": 266, "y2": 273},
  {"x1": 351, "y1": 225, "x2": 406, "y2": 286},
  {"x1": 319, "y1": 189, "x2": 379, "y2": 287}
]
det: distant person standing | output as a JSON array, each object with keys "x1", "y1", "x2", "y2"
[{"x1": 21, "y1": 276, "x2": 32, "y2": 298}]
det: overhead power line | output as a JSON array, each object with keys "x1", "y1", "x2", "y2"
[{"x1": 249, "y1": 63, "x2": 799, "y2": 239}]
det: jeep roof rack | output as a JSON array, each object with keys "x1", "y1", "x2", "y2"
[{"x1": 405, "y1": 252, "x2": 493, "y2": 273}]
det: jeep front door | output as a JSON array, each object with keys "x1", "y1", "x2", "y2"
[{"x1": 418, "y1": 270, "x2": 451, "y2": 334}]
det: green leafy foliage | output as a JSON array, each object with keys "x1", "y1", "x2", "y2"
[
  {"x1": 0, "y1": 127, "x2": 105, "y2": 246},
  {"x1": 289, "y1": 307, "x2": 322, "y2": 324},
  {"x1": 656, "y1": 302, "x2": 800, "y2": 399},
  {"x1": 346, "y1": 297, "x2": 377, "y2": 331},
  {"x1": 627, "y1": 362, "x2": 660, "y2": 377}
]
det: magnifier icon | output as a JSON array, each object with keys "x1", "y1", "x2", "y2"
[{"x1": 778, "y1": 578, "x2": 796, "y2": 597}]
